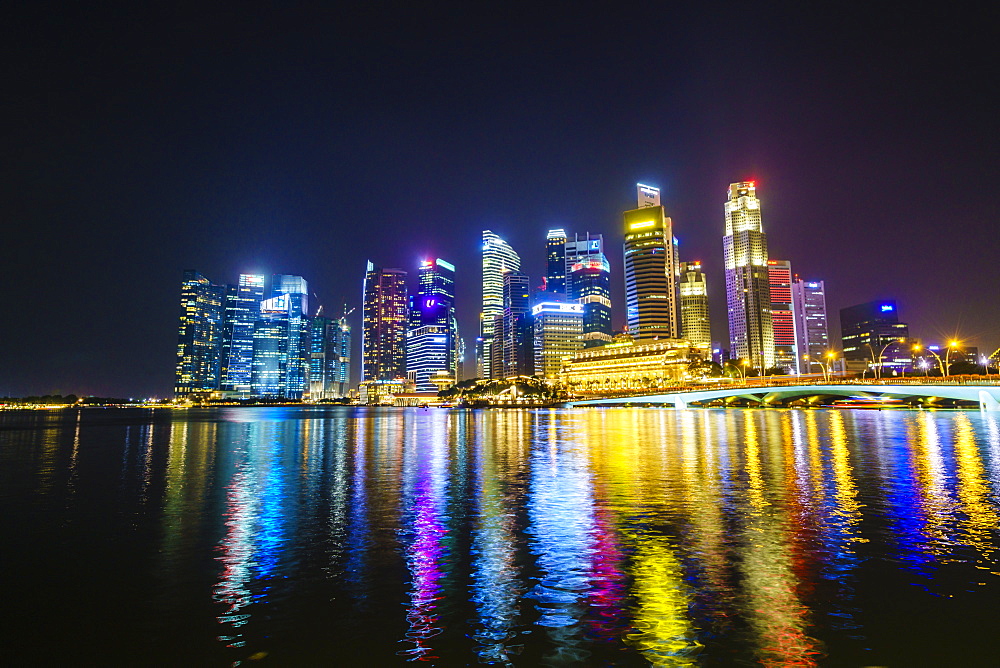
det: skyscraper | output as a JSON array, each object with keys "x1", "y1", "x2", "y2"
[
  {"x1": 270, "y1": 274, "x2": 310, "y2": 398},
  {"x1": 723, "y1": 181, "x2": 774, "y2": 370},
  {"x1": 175, "y1": 270, "x2": 225, "y2": 397},
  {"x1": 767, "y1": 260, "x2": 797, "y2": 372},
  {"x1": 545, "y1": 229, "x2": 567, "y2": 295},
  {"x1": 333, "y1": 309, "x2": 352, "y2": 396},
  {"x1": 251, "y1": 293, "x2": 292, "y2": 397},
  {"x1": 791, "y1": 278, "x2": 829, "y2": 374},
  {"x1": 623, "y1": 184, "x2": 678, "y2": 341},
  {"x1": 678, "y1": 261, "x2": 711, "y2": 350},
  {"x1": 840, "y1": 300, "x2": 910, "y2": 375},
  {"x1": 406, "y1": 258, "x2": 458, "y2": 391},
  {"x1": 502, "y1": 270, "x2": 533, "y2": 377},
  {"x1": 481, "y1": 230, "x2": 521, "y2": 379},
  {"x1": 567, "y1": 238, "x2": 612, "y2": 347},
  {"x1": 361, "y1": 261, "x2": 408, "y2": 381},
  {"x1": 220, "y1": 273, "x2": 265, "y2": 393},
  {"x1": 532, "y1": 301, "x2": 584, "y2": 378}
]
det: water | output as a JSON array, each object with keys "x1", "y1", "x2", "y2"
[{"x1": 3, "y1": 407, "x2": 1000, "y2": 666}]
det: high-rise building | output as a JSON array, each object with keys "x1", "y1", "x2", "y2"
[
  {"x1": 362, "y1": 262, "x2": 408, "y2": 381},
  {"x1": 502, "y1": 270, "x2": 533, "y2": 377},
  {"x1": 269, "y1": 274, "x2": 310, "y2": 398},
  {"x1": 175, "y1": 270, "x2": 226, "y2": 397},
  {"x1": 723, "y1": 181, "x2": 774, "y2": 370},
  {"x1": 545, "y1": 229, "x2": 567, "y2": 295},
  {"x1": 481, "y1": 230, "x2": 521, "y2": 379},
  {"x1": 791, "y1": 278, "x2": 829, "y2": 374},
  {"x1": 334, "y1": 310, "x2": 352, "y2": 395},
  {"x1": 840, "y1": 300, "x2": 911, "y2": 375},
  {"x1": 308, "y1": 314, "x2": 346, "y2": 400},
  {"x1": 567, "y1": 243, "x2": 612, "y2": 347},
  {"x1": 678, "y1": 261, "x2": 711, "y2": 351},
  {"x1": 623, "y1": 184, "x2": 678, "y2": 341},
  {"x1": 406, "y1": 258, "x2": 458, "y2": 391},
  {"x1": 532, "y1": 301, "x2": 584, "y2": 378},
  {"x1": 767, "y1": 260, "x2": 797, "y2": 372},
  {"x1": 251, "y1": 293, "x2": 292, "y2": 397},
  {"x1": 220, "y1": 273, "x2": 265, "y2": 394}
]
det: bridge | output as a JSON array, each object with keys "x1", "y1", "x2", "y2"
[{"x1": 566, "y1": 379, "x2": 1000, "y2": 411}]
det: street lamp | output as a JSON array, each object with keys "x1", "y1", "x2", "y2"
[
  {"x1": 944, "y1": 340, "x2": 960, "y2": 377},
  {"x1": 802, "y1": 354, "x2": 831, "y2": 383},
  {"x1": 865, "y1": 338, "x2": 905, "y2": 380},
  {"x1": 913, "y1": 343, "x2": 948, "y2": 377}
]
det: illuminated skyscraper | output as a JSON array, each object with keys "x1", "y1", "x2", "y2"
[
  {"x1": 251, "y1": 293, "x2": 292, "y2": 397},
  {"x1": 623, "y1": 184, "x2": 678, "y2": 340},
  {"x1": 791, "y1": 278, "x2": 829, "y2": 374},
  {"x1": 767, "y1": 260, "x2": 797, "y2": 372},
  {"x1": 545, "y1": 229, "x2": 567, "y2": 295},
  {"x1": 406, "y1": 258, "x2": 458, "y2": 391},
  {"x1": 532, "y1": 301, "x2": 584, "y2": 378},
  {"x1": 678, "y1": 261, "x2": 711, "y2": 350},
  {"x1": 308, "y1": 314, "x2": 346, "y2": 400},
  {"x1": 723, "y1": 181, "x2": 774, "y2": 370},
  {"x1": 270, "y1": 274, "x2": 310, "y2": 398},
  {"x1": 334, "y1": 312, "x2": 352, "y2": 395},
  {"x1": 175, "y1": 270, "x2": 225, "y2": 397},
  {"x1": 567, "y1": 235, "x2": 612, "y2": 346},
  {"x1": 481, "y1": 230, "x2": 520, "y2": 379},
  {"x1": 502, "y1": 270, "x2": 533, "y2": 377},
  {"x1": 840, "y1": 300, "x2": 910, "y2": 375},
  {"x1": 220, "y1": 273, "x2": 265, "y2": 393},
  {"x1": 362, "y1": 262, "x2": 408, "y2": 381}
]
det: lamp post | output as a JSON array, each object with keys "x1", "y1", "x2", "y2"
[
  {"x1": 913, "y1": 344, "x2": 945, "y2": 377},
  {"x1": 865, "y1": 338, "x2": 904, "y2": 380},
  {"x1": 944, "y1": 340, "x2": 959, "y2": 377},
  {"x1": 802, "y1": 354, "x2": 830, "y2": 383}
]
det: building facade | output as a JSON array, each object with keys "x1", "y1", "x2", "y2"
[
  {"x1": 623, "y1": 184, "x2": 678, "y2": 341},
  {"x1": 767, "y1": 260, "x2": 797, "y2": 372},
  {"x1": 566, "y1": 233, "x2": 612, "y2": 346},
  {"x1": 560, "y1": 338, "x2": 691, "y2": 394},
  {"x1": 175, "y1": 270, "x2": 226, "y2": 397},
  {"x1": 678, "y1": 261, "x2": 711, "y2": 351},
  {"x1": 406, "y1": 258, "x2": 458, "y2": 390},
  {"x1": 791, "y1": 278, "x2": 829, "y2": 374},
  {"x1": 545, "y1": 228, "x2": 567, "y2": 294},
  {"x1": 361, "y1": 262, "x2": 408, "y2": 381},
  {"x1": 501, "y1": 270, "x2": 533, "y2": 377},
  {"x1": 532, "y1": 301, "x2": 584, "y2": 378},
  {"x1": 220, "y1": 273, "x2": 265, "y2": 394},
  {"x1": 270, "y1": 274, "x2": 310, "y2": 398},
  {"x1": 481, "y1": 230, "x2": 521, "y2": 379},
  {"x1": 251, "y1": 293, "x2": 292, "y2": 397},
  {"x1": 840, "y1": 300, "x2": 911, "y2": 375},
  {"x1": 723, "y1": 181, "x2": 775, "y2": 370}
]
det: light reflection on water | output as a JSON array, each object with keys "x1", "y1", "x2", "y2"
[{"x1": 3, "y1": 407, "x2": 1000, "y2": 665}]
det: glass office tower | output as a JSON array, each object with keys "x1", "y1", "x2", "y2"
[
  {"x1": 362, "y1": 262, "x2": 408, "y2": 381},
  {"x1": 568, "y1": 251, "x2": 612, "y2": 347},
  {"x1": 175, "y1": 270, "x2": 226, "y2": 397},
  {"x1": 791, "y1": 278, "x2": 829, "y2": 374},
  {"x1": 251, "y1": 293, "x2": 292, "y2": 397},
  {"x1": 220, "y1": 273, "x2": 265, "y2": 393},
  {"x1": 723, "y1": 181, "x2": 774, "y2": 370},
  {"x1": 623, "y1": 184, "x2": 678, "y2": 340},
  {"x1": 767, "y1": 260, "x2": 797, "y2": 372},
  {"x1": 481, "y1": 230, "x2": 521, "y2": 379},
  {"x1": 545, "y1": 228, "x2": 567, "y2": 295},
  {"x1": 406, "y1": 258, "x2": 458, "y2": 391}
]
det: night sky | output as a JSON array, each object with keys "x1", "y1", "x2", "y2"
[{"x1": 4, "y1": 3, "x2": 996, "y2": 397}]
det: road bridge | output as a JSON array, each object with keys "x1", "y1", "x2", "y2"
[{"x1": 566, "y1": 381, "x2": 1000, "y2": 411}]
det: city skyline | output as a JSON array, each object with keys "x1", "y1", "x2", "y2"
[{"x1": 4, "y1": 5, "x2": 995, "y2": 397}]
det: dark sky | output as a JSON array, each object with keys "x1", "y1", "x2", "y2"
[{"x1": 3, "y1": 2, "x2": 996, "y2": 397}]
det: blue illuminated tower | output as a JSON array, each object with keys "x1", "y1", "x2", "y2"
[
  {"x1": 545, "y1": 229, "x2": 567, "y2": 295},
  {"x1": 406, "y1": 258, "x2": 458, "y2": 391},
  {"x1": 220, "y1": 273, "x2": 265, "y2": 394},
  {"x1": 271, "y1": 274, "x2": 310, "y2": 398},
  {"x1": 566, "y1": 233, "x2": 612, "y2": 346}
]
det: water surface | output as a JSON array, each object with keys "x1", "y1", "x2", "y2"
[{"x1": 3, "y1": 407, "x2": 1000, "y2": 666}]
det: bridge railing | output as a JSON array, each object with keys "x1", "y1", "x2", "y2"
[{"x1": 569, "y1": 375, "x2": 1000, "y2": 399}]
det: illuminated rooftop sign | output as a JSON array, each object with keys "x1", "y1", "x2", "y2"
[
  {"x1": 532, "y1": 302, "x2": 584, "y2": 316},
  {"x1": 880, "y1": 304, "x2": 894, "y2": 312},
  {"x1": 629, "y1": 220, "x2": 656, "y2": 230}
]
